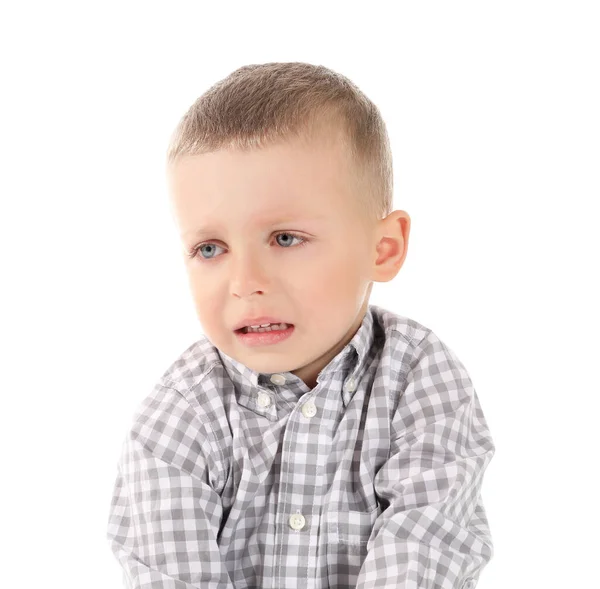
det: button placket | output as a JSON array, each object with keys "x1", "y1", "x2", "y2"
[{"x1": 268, "y1": 371, "x2": 313, "y2": 539}]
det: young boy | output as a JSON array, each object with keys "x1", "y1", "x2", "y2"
[{"x1": 106, "y1": 62, "x2": 495, "y2": 589}]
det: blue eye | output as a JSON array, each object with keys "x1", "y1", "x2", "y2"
[
  {"x1": 275, "y1": 232, "x2": 300, "y2": 248},
  {"x1": 189, "y1": 231, "x2": 309, "y2": 261},
  {"x1": 197, "y1": 243, "x2": 225, "y2": 260}
]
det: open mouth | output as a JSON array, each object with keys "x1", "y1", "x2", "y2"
[{"x1": 235, "y1": 322, "x2": 294, "y2": 334}]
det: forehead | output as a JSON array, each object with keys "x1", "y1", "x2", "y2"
[
  {"x1": 168, "y1": 135, "x2": 358, "y2": 234},
  {"x1": 169, "y1": 132, "x2": 352, "y2": 192}
]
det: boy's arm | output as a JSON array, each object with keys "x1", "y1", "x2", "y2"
[
  {"x1": 355, "y1": 331, "x2": 495, "y2": 589},
  {"x1": 106, "y1": 390, "x2": 236, "y2": 589}
]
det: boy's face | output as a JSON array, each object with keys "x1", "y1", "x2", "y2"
[{"x1": 167, "y1": 130, "x2": 386, "y2": 389}]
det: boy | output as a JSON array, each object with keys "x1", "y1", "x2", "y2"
[{"x1": 107, "y1": 62, "x2": 495, "y2": 589}]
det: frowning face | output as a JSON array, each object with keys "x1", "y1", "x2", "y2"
[{"x1": 167, "y1": 130, "x2": 380, "y2": 389}]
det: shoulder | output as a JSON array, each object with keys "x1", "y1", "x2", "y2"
[
  {"x1": 155, "y1": 333, "x2": 223, "y2": 393},
  {"x1": 369, "y1": 304, "x2": 470, "y2": 388},
  {"x1": 132, "y1": 333, "x2": 225, "y2": 425},
  {"x1": 119, "y1": 334, "x2": 226, "y2": 480},
  {"x1": 372, "y1": 303, "x2": 464, "y2": 354},
  {"x1": 370, "y1": 303, "x2": 432, "y2": 346},
  {"x1": 370, "y1": 304, "x2": 436, "y2": 373},
  {"x1": 371, "y1": 308, "x2": 489, "y2": 447}
]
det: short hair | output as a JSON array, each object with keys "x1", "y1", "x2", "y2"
[{"x1": 166, "y1": 62, "x2": 394, "y2": 226}]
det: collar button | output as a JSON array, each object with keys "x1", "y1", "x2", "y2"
[
  {"x1": 344, "y1": 377, "x2": 357, "y2": 392},
  {"x1": 270, "y1": 374, "x2": 287, "y2": 385},
  {"x1": 257, "y1": 392, "x2": 271, "y2": 407}
]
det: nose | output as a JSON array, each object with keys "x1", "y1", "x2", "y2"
[{"x1": 230, "y1": 248, "x2": 268, "y2": 298}]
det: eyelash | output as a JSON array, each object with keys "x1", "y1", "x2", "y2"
[{"x1": 187, "y1": 231, "x2": 310, "y2": 261}]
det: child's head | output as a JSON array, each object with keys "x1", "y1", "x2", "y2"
[{"x1": 166, "y1": 62, "x2": 410, "y2": 388}]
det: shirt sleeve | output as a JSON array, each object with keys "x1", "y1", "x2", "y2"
[
  {"x1": 106, "y1": 386, "x2": 236, "y2": 589},
  {"x1": 355, "y1": 330, "x2": 495, "y2": 589}
]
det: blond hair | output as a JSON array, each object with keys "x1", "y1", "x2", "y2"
[{"x1": 166, "y1": 62, "x2": 393, "y2": 225}]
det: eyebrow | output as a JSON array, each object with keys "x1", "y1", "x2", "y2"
[{"x1": 183, "y1": 216, "x2": 328, "y2": 239}]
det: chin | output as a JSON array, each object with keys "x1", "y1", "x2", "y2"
[{"x1": 244, "y1": 356, "x2": 298, "y2": 374}]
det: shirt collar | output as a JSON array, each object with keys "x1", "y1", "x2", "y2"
[{"x1": 218, "y1": 305, "x2": 376, "y2": 407}]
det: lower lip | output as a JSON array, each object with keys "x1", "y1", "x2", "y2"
[{"x1": 235, "y1": 325, "x2": 295, "y2": 347}]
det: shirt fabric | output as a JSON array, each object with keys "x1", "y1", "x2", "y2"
[{"x1": 107, "y1": 304, "x2": 495, "y2": 589}]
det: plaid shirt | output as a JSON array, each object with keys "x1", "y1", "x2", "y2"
[{"x1": 107, "y1": 304, "x2": 495, "y2": 589}]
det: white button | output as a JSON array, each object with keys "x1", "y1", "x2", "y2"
[
  {"x1": 462, "y1": 579, "x2": 474, "y2": 589},
  {"x1": 301, "y1": 401, "x2": 317, "y2": 418},
  {"x1": 270, "y1": 374, "x2": 286, "y2": 385},
  {"x1": 344, "y1": 376, "x2": 357, "y2": 392},
  {"x1": 289, "y1": 513, "x2": 306, "y2": 530},
  {"x1": 257, "y1": 392, "x2": 271, "y2": 407}
]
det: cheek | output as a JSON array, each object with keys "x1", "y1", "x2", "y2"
[
  {"x1": 307, "y1": 253, "x2": 360, "y2": 292},
  {"x1": 188, "y1": 277, "x2": 220, "y2": 314}
]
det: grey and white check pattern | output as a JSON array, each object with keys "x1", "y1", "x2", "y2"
[{"x1": 107, "y1": 304, "x2": 495, "y2": 589}]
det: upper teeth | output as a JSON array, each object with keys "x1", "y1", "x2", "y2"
[{"x1": 243, "y1": 322, "x2": 289, "y2": 333}]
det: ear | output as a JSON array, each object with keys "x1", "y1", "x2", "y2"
[{"x1": 371, "y1": 210, "x2": 411, "y2": 283}]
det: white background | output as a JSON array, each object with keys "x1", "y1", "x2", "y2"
[{"x1": 1, "y1": 2, "x2": 598, "y2": 587}]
